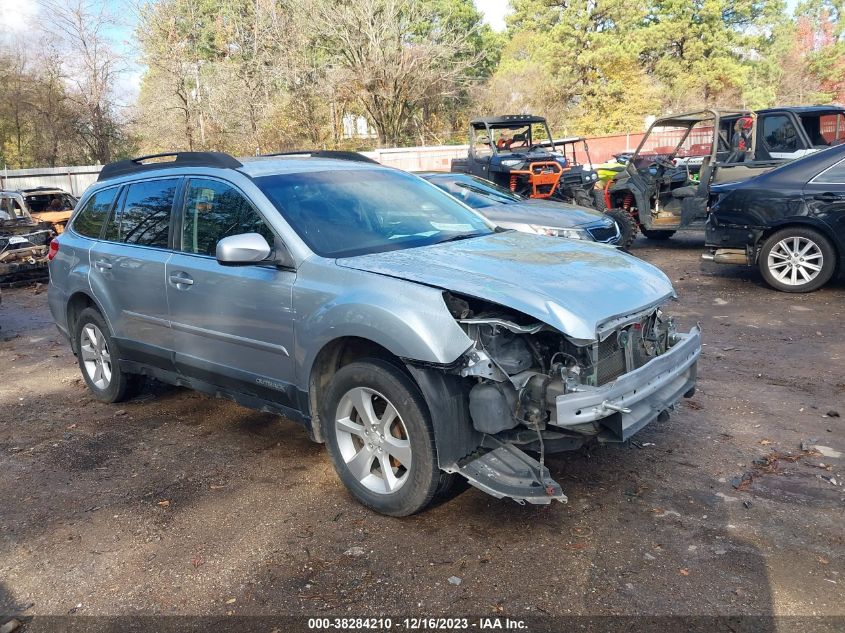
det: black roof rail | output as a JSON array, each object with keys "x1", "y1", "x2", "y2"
[
  {"x1": 260, "y1": 150, "x2": 379, "y2": 164},
  {"x1": 97, "y1": 152, "x2": 243, "y2": 182}
]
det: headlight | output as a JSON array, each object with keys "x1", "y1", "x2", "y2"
[
  {"x1": 530, "y1": 225, "x2": 592, "y2": 240},
  {"x1": 501, "y1": 159, "x2": 523, "y2": 168}
]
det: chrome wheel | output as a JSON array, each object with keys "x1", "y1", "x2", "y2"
[
  {"x1": 334, "y1": 387, "x2": 412, "y2": 494},
  {"x1": 766, "y1": 236, "x2": 824, "y2": 287},
  {"x1": 80, "y1": 323, "x2": 112, "y2": 390}
]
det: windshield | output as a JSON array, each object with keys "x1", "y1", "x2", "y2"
[
  {"x1": 427, "y1": 174, "x2": 523, "y2": 209},
  {"x1": 256, "y1": 169, "x2": 494, "y2": 258},
  {"x1": 25, "y1": 192, "x2": 76, "y2": 213},
  {"x1": 488, "y1": 123, "x2": 553, "y2": 153},
  {"x1": 638, "y1": 120, "x2": 714, "y2": 161}
]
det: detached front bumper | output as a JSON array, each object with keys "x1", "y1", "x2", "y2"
[{"x1": 553, "y1": 326, "x2": 701, "y2": 441}]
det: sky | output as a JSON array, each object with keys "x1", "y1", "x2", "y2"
[{"x1": 474, "y1": 0, "x2": 510, "y2": 32}]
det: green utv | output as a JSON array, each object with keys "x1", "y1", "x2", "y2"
[{"x1": 604, "y1": 107, "x2": 845, "y2": 248}]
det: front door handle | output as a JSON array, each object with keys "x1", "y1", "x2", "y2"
[
  {"x1": 169, "y1": 272, "x2": 194, "y2": 287},
  {"x1": 94, "y1": 259, "x2": 112, "y2": 271},
  {"x1": 813, "y1": 192, "x2": 842, "y2": 202}
]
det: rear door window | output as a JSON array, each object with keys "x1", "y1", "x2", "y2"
[
  {"x1": 104, "y1": 178, "x2": 178, "y2": 248},
  {"x1": 72, "y1": 187, "x2": 119, "y2": 238},
  {"x1": 813, "y1": 158, "x2": 845, "y2": 184}
]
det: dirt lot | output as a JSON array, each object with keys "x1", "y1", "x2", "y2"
[{"x1": 0, "y1": 234, "x2": 843, "y2": 624}]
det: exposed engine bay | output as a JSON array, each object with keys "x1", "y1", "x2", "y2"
[{"x1": 440, "y1": 291, "x2": 699, "y2": 506}]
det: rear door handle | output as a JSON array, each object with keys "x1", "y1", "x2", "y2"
[
  {"x1": 169, "y1": 272, "x2": 194, "y2": 287},
  {"x1": 813, "y1": 192, "x2": 843, "y2": 202},
  {"x1": 94, "y1": 259, "x2": 112, "y2": 271}
]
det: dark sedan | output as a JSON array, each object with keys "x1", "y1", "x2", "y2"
[
  {"x1": 420, "y1": 172, "x2": 622, "y2": 245},
  {"x1": 704, "y1": 143, "x2": 845, "y2": 292}
]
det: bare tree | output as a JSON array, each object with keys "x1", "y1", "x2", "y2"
[
  {"x1": 40, "y1": 0, "x2": 126, "y2": 163},
  {"x1": 313, "y1": 0, "x2": 483, "y2": 146}
]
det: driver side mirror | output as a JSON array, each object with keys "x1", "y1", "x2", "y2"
[{"x1": 215, "y1": 233, "x2": 272, "y2": 265}]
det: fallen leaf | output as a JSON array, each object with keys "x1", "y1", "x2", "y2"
[
  {"x1": 679, "y1": 568, "x2": 690, "y2": 576},
  {"x1": 157, "y1": 500, "x2": 170, "y2": 507},
  {"x1": 759, "y1": 439, "x2": 772, "y2": 446},
  {"x1": 226, "y1": 598, "x2": 236, "y2": 604},
  {"x1": 818, "y1": 556, "x2": 829, "y2": 565}
]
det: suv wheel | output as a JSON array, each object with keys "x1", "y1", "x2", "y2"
[
  {"x1": 322, "y1": 359, "x2": 441, "y2": 516},
  {"x1": 75, "y1": 307, "x2": 142, "y2": 403},
  {"x1": 759, "y1": 227, "x2": 836, "y2": 293}
]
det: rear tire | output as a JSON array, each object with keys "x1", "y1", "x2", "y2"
[
  {"x1": 641, "y1": 229, "x2": 676, "y2": 241},
  {"x1": 322, "y1": 359, "x2": 442, "y2": 516},
  {"x1": 74, "y1": 307, "x2": 143, "y2": 403},
  {"x1": 605, "y1": 208, "x2": 637, "y2": 250},
  {"x1": 592, "y1": 189, "x2": 607, "y2": 212},
  {"x1": 758, "y1": 227, "x2": 836, "y2": 293}
]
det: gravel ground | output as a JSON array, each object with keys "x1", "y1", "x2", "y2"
[{"x1": 0, "y1": 233, "x2": 843, "y2": 624}]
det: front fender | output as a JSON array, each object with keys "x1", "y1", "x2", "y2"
[{"x1": 293, "y1": 259, "x2": 473, "y2": 389}]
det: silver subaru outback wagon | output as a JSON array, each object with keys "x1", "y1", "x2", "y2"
[{"x1": 48, "y1": 151, "x2": 701, "y2": 516}]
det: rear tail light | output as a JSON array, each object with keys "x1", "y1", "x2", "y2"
[{"x1": 48, "y1": 238, "x2": 60, "y2": 261}]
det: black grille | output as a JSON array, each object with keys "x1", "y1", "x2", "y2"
[{"x1": 587, "y1": 224, "x2": 619, "y2": 243}]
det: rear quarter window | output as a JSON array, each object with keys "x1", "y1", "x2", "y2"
[{"x1": 72, "y1": 187, "x2": 119, "y2": 238}]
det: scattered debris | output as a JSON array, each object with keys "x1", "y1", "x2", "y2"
[
  {"x1": 448, "y1": 576, "x2": 462, "y2": 586},
  {"x1": 826, "y1": 410, "x2": 840, "y2": 418},
  {"x1": 679, "y1": 568, "x2": 690, "y2": 576},
  {"x1": 743, "y1": 501, "x2": 752, "y2": 509},
  {"x1": 812, "y1": 446, "x2": 842, "y2": 459},
  {"x1": 731, "y1": 473, "x2": 754, "y2": 491},
  {"x1": 157, "y1": 500, "x2": 171, "y2": 507},
  {"x1": 225, "y1": 598, "x2": 236, "y2": 604},
  {"x1": 0, "y1": 619, "x2": 21, "y2": 633},
  {"x1": 343, "y1": 546, "x2": 366, "y2": 557},
  {"x1": 644, "y1": 553, "x2": 656, "y2": 561}
]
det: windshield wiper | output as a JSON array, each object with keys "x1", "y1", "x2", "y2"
[{"x1": 436, "y1": 232, "x2": 483, "y2": 244}]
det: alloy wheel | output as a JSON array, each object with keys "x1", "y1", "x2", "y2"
[
  {"x1": 334, "y1": 386, "x2": 412, "y2": 494},
  {"x1": 80, "y1": 323, "x2": 112, "y2": 390},
  {"x1": 767, "y1": 236, "x2": 824, "y2": 287}
]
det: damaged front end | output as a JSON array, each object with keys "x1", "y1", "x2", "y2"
[
  {"x1": 0, "y1": 223, "x2": 53, "y2": 282},
  {"x1": 440, "y1": 291, "x2": 701, "y2": 506}
]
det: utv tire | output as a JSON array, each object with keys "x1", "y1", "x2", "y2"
[
  {"x1": 605, "y1": 208, "x2": 637, "y2": 250},
  {"x1": 641, "y1": 229, "x2": 676, "y2": 241},
  {"x1": 322, "y1": 359, "x2": 442, "y2": 516},
  {"x1": 592, "y1": 189, "x2": 607, "y2": 211},
  {"x1": 573, "y1": 188, "x2": 595, "y2": 209},
  {"x1": 758, "y1": 227, "x2": 836, "y2": 293},
  {"x1": 74, "y1": 307, "x2": 143, "y2": 403}
]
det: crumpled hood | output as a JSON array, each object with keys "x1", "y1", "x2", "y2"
[
  {"x1": 481, "y1": 200, "x2": 607, "y2": 229},
  {"x1": 338, "y1": 231, "x2": 675, "y2": 341}
]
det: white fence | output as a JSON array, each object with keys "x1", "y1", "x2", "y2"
[
  {"x1": 0, "y1": 144, "x2": 472, "y2": 196},
  {"x1": 0, "y1": 165, "x2": 104, "y2": 197}
]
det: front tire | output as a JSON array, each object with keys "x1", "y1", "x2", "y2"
[
  {"x1": 572, "y1": 187, "x2": 595, "y2": 209},
  {"x1": 758, "y1": 227, "x2": 836, "y2": 293},
  {"x1": 605, "y1": 208, "x2": 637, "y2": 250},
  {"x1": 322, "y1": 359, "x2": 442, "y2": 516},
  {"x1": 74, "y1": 307, "x2": 142, "y2": 403}
]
